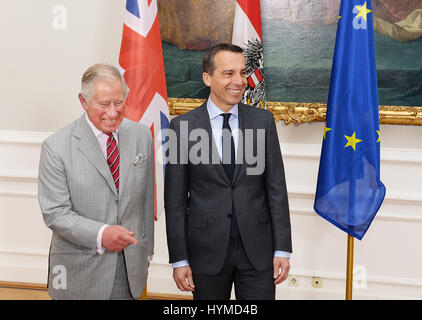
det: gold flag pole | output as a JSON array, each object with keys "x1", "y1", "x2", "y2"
[
  {"x1": 140, "y1": 284, "x2": 148, "y2": 300},
  {"x1": 345, "y1": 234, "x2": 354, "y2": 300}
]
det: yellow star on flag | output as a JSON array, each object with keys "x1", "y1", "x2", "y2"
[
  {"x1": 323, "y1": 124, "x2": 332, "y2": 139},
  {"x1": 355, "y1": 2, "x2": 371, "y2": 21},
  {"x1": 344, "y1": 132, "x2": 362, "y2": 151},
  {"x1": 377, "y1": 130, "x2": 381, "y2": 143}
]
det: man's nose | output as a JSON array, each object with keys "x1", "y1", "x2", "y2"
[
  {"x1": 233, "y1": 72, "x2": 246, "y2": 86},
  {"x1": 106, "y1": 105, "x2": 118, "y2": 117}
]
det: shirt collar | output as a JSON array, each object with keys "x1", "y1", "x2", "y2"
[{"x1": 206, "y1": 97, "x2": 239, "y2": 120}]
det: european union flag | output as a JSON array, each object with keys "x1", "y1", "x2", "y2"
[{"x1": 314, "y1": 0, "x2": 386, "y2": 240}]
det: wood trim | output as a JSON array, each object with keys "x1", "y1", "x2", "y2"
[
  {"x1": 0, "y1": 281, "x2": 192, "y2": 300},
  {"x1": 146, "y1": 292, "x2": 193, "y2": 300},
  {"x1": 0, "y1": 281, "x2": 47, "y2": 291}
]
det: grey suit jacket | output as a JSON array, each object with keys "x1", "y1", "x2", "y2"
[
  {"x1": 164, "y1": 102, "x2": 292, "y2": 275},
  {"x1": 38, "y1": 115, "x2": 155, "y2": 299}
]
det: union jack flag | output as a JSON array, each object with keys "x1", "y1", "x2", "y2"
[{"x1": 119, "y1": 0, "x2": 169, "y2": 219}]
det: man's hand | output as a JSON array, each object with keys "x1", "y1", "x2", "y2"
[
  {"x1": 102, "y1": 225, "x2": 138, "y2": 252},
  {"x1": 273, "y1": 257, "x2": 290, "y2": 285},
  {"x1": 173, "y1": 266, "x2": 195, "y2": 292}
]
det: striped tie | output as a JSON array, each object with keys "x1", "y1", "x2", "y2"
[{"x1": 106, "y1": 133, "x2": 119, "y2": 192}]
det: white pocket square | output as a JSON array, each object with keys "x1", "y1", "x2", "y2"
[{"x1": 133, "y1": 153, "x2": 146, "y2": 166}]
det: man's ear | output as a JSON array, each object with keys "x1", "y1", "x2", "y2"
[
  {"x1": 78, "y1": 93, "x2": 88, "y2": 111},
  {"x1": 202, "y1": 72, "x2": 211, "y2": 87}
]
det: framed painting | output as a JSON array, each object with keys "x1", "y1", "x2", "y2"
[{"x1": 157, "y1": 0, "x2": 422, "y2": 125}]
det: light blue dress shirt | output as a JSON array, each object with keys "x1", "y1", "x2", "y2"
[{"x1": 172, "y1": 98, "x2": 290, "y2": 268}]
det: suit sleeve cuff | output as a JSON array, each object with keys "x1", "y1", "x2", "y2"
[
  {"x1": 274, "y1": 250, "x2": 291, "y2": 259},
  {"x1": 96, "y1": 224, "x2": 109, "y2": 255}
]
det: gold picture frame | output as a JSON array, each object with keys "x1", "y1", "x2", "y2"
[{"x1": 168, "y1": 98, "x2": 422, "y2": 126}]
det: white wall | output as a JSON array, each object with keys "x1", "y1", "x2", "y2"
[
  {"x1": 1, "y1": 0, "x2": 421, "y2": 299},
  {"x1": 0, "y1": 0, "x2": 125, "y2": 132}
]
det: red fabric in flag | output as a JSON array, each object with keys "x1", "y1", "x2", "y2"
[
  {"x1": 119, "y1": 0, "x2": 170, "y2": 219},
  {"x1": 236, "y1": 0, "x2": 262, "y2": 39}
]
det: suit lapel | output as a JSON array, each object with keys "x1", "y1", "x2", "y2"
[
  {"x1": 74, "y1": 115, "x2": 119, "y2": 197},
  {"x1": 233, "y1": 103, "x2": 251, "y2": 183},
  {"x1": 116, "y1": 119, "x2": 131, "y2": 198}
]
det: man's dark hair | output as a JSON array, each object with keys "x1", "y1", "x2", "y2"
[{"x1": 202, "y1": 43, "x2": 244, "y2": 74}]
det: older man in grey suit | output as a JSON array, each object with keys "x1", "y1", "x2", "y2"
[
  {"x1": 165, "y1": 44, "x2": 292, "y2": 300},
  {"x1": 38, "y1": 63, "x2": 155, "y2": 300}
]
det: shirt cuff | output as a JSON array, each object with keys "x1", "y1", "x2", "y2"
[
  {"x1": 172, "y1": 259, "x2": 189, "y2": 268},
  {"x1": 274, "y1": 250, "x2": 291, "y2": 259},
  {"x1": 96, "y1": 224, "x2": 109, "y2": 255}
]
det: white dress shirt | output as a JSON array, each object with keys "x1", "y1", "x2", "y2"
[{"x1": 207, "y1": 98, "x2": 240, "y2": 161}]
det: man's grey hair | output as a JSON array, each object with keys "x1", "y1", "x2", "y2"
[{"x1": 81, "y1": 63, "x2": 129, "y2": 102}]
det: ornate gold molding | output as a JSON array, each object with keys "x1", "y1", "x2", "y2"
[
  {"x1": 378, "y1": 105, "x2": 422, "y2": 126},
  {"x1": 168, "y1": 98, "x2": 422, "y2": 126},
  {"x1": 266, "y1": 102, "x2": 326, "y2": 125}
]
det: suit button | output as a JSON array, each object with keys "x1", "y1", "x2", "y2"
[
  {"x1": 231, "y1": 185, "x2": 236, "y2": 190},
  {"x1": 227, "y1": 213, "x2": 232, "y2": 217}
]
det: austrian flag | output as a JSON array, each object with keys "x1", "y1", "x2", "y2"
[
  {"x1": 119, "y1": 0, "x2": 170, "y2": 219},
  {"x1": 232, "y1": 0, "x2": 266, "y2": 109}
]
